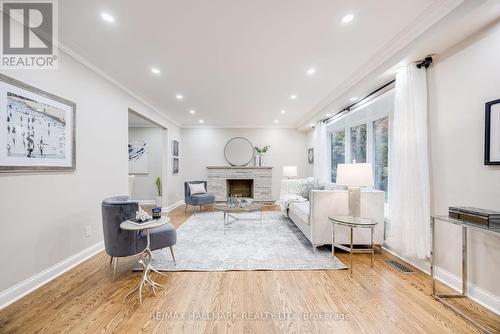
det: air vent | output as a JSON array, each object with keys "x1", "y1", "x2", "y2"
[{"x1": 386, "y1": 260, "x2": 414, "y2": 273}]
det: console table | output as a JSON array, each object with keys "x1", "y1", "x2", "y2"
[{"x1": 430, "y1": 215, "x2": 500, "y2": 334}]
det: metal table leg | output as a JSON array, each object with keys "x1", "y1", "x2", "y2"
[
  {"x1": 349, "y1": 227, "x2": 353, "y2": 277},
  {"x1": 370, "y1": 226, "x2": 374, "y2": 268}
]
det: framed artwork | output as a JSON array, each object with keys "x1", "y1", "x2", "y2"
[
  {"x1": 485, "y1": 99, "x2": 500, "y2": 165},
  {"x1": 0, "y1": 74, "x2": 76, "y2": 172},
  {"x1": 172, "y1": 157, "x2": 179, "y2": 174},
  {"x1": 172, "y1": 140, "x2": 179, "y2": 157},
  {"x1": 308, "y1": 148, "x2": 314, "y2": 164},
  {"x1": 129, "y1": 141, "x2": 148, "y2": 174}
]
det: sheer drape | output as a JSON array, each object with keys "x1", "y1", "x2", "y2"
[
  {"x1": 313, "y1": 121, "x2": 329, "y2": 183},
  {"x1": 386, "y1": 64, "x2": 431, "y2": 259}
]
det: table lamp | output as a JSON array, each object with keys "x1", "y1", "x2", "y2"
[
  {"x1": 336, "y1": 163, "x2": 374, "y2": 218},
  {"x1": 283, "y1": 166, "x2": 297, "y2": 179}
]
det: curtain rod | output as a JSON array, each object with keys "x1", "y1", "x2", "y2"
[
  {"x1": 321, "y1": 79, "x2": 395, "y2": 124},
  {"x1": 320, "y1": 55, "x2": 432, "y2": 125}
]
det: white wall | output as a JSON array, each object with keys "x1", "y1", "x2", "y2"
[
  {"x1": 182, "y1": 128, "x2": 312, "y2": 200},
  {"x1": 128, "y1": 127, "x2": 163, "y2": 201},
  {"x1": 428, "y1": 21, "x2": 500, "y2": 310},
  {"x1": 0, "y1": 51, "x2": 182, "y2": 299}
]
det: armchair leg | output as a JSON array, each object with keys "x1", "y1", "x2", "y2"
[
  {"x1": 109, "y1": 256, "x2": 113, "y2": 265},
  {"x1": 169, "y1": 246, "x2": 176, "y2": 266},
  {"x1": 112, "y1": 257, "x2": 119, "y2": 281},
  {"x1": 185, "y1": 204, "x2": 188, "y2": 214}
]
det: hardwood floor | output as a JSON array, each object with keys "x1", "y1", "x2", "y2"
[{"x1": 0, "y1": 205, "x2": 498, "y2": 333}]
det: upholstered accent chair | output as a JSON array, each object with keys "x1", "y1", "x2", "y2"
[
  {"x1": 101, "y1": 196, "x2": 177, "y2": 279},
  {"x1": 184, "y1": 181, "x2": 215, "y2": 214}
]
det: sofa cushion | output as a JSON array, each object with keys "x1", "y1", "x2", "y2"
[
  {"x1": 289, "y1": 201, "x2": 310, "y2": 225},
  {"x1": 189, "y1": 182, "x2": 207, "y2": 195}
]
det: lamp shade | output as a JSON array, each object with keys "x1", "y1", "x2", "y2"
[
  {"x1": 336, "y1": 163, "x2": 374, "y2": 187},
  {"x1": 283, "y1": 166, "x2": 297, "y2": 178}
]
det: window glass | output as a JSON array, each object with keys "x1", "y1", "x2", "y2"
[
  {"x1": 330, "y1": 130, "x2": 345, "y2": 182},
  {"x1": 350, "y1": 124, "x2": 367, "y2": 163},
  {"x1": 373, "y1": 116, "x2": 389, "y2": 200}
]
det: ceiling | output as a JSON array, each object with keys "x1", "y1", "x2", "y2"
[{"x1": 60, "y1": 0, "x2": 454, "y2": 128}]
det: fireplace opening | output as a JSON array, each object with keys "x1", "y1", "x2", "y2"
[{"x1": 227, "y1": 179, "x2": 253, "y2": 198}]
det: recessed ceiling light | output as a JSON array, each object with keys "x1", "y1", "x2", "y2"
[
  {"x1": 325, "y1": 113, "x2": 332, "y2": 117},
  {"x1": 280, "y1": 110, "x2": 286, "y2": 114},
  {"x1": 273, "y1": 119, "x2": 279, "y2": 124},
  {"x1": 101, "y1": 13, "x2": 115, "y2": 23},
  {"x1": 289, "y1": 95, "x2": 297, "y2": 100},
  {"x1": 350, "y1": 97, "x2": 358, "y2": 102},
  {"x1": 306, "y1": 67, "x2": 316, "y2": 75},
  {"x1": 151, "y1": 67, "x2": 161, "y2": 75},
  {"x1": 175, "y1": 94, "x2": 184, "y2": 100},
  {"x1": 199, "y1": 119, "x2": 204, "y2": 123},
  {"x1": 341, "y1": 13, "x2": 354, "y2": 24},
  {"x1": 189, "y1": 109, "x2": 196, "y2": 115}
]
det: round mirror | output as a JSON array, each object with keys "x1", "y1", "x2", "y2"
[{"x1": 224, "y1": 137, "x2": 254, "y2": 166}]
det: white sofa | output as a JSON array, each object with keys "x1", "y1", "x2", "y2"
[{"x1": 283, "y1": 186, "x2": 385, "y2": 251}]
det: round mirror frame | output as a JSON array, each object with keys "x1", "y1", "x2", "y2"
[{"x1": 224, "y1": 137, "x2": 255, "y2": 166}]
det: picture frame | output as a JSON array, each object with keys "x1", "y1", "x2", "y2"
[
  {"x1": 172, "y1": 139, "x2": 179, "y2": 157},
  {"x1": 485, "y1": 99, "x2": 500, "y2": 165},
  {"x1": 128, "y1": 141, "x2": 149, "y2": 174},
  {"x1": 308, "y1": 148, "x2": 314, "y2": 164},
  {"x1": 172, "y1": 157, "x2": 179, "y2": 174},
  {"x1": 0, "y1": 74, "x2": 76, "y2": 172}
]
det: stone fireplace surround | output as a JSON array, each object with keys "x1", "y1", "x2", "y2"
[{"x1": 207, "y1": 166, "x2": 272, "y2": 202}]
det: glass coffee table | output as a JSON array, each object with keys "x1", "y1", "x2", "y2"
[{"x1": 213, "y1": 203, "x2": 263, "y2": 234}]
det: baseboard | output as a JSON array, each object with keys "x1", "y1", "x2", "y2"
[
  {"x1": 0, "y1": 241, "x2": 104, "y2": 310},
  {"x1": 434, "y1": 266, "x2": 500, "y2": 315},
  {"x1": 382, "y1": 246, "x2": 500, "y2": 315},
  {"x1": 164, "y1": 200, "x2": 185, "y2": 213}
]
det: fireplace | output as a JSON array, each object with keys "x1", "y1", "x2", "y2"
[{"x1": 227, "y1": 179, "x2": 253, "y2": 198}]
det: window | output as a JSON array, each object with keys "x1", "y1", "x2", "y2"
[
  {"x1": 373, "y1": 116, "x2": 389, "y2": 199},
  {"x1": 330, "y1": 130, "x2": 345, "y2": 182},
  {"x1": 350, "y1": 124, "x2": 367, "y2": 163},
  {"x1": 327, "y1": 90, "x2": 393, "y2": 200}
]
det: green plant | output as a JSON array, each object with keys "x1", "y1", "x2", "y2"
[
  {"x1": 255, "y1": 145, "x2": 270, "y2": 154},
  {"x1": 155, "y1": 176, "x2": 162, "y2": 196}
]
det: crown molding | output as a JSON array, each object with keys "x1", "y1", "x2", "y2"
[
  {"x1": 296, "y1": 0, "x2": 464, "y2": 128},
  {"x1": 57, "y1": 42, "x2": 182, "y2": 129},
  {"x1": 181, "y1": 124, "x2": 297, "y2": 129}
]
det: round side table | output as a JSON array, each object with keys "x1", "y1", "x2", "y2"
[
  {"x1": 120, "y1": 217, "x2": 170, "y2": 304},
  {"x1": 329, "y1": 216, "x2": 378, "y2": 277}
]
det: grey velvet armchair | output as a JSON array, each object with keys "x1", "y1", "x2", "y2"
[
  {"x1": 101, "y1": 196, "x2": 177, "y2": 279},
  {"x1": 184, "y1": 181, "x2": 215, "y2": 214}
]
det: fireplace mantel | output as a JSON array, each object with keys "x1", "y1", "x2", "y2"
[{"x1": 207, "y1": 166, "x2": 273, "y2": 201}]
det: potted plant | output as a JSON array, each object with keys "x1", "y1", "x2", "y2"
[
  {"x1": 155, "y1": 176, "x2": 163, "y2": 207},
  {"x1": 254, "y1": 145, "x2": 270, "y2": 166}
]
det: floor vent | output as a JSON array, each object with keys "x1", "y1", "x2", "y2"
[{"x1": 386, "y1": 260, "x2": 414, "y2": 273}]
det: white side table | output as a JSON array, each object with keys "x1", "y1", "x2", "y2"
[{"x1": 120, "y1": 217, "x2": 170, "y2": 304}]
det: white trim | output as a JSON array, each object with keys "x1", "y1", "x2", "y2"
[
  {"x1": 164, "y1": 200, "x2": 185, "y2": 213},
  {"x1": 382, "y1": 246, "x2": 500, "y2": 315},
  {"x1": 181, "y1": 125, "x2": 296, "y2": 129},
  {"x1": 0, "y1": 242, "x2": 104, "y2": 310},
  {"x1": 434, "y1": 266, "x2": 500, "y2": 315}
]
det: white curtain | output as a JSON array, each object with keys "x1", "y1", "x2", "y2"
[
  {"x1": 313, "y1": 121, "x2": 329, "y2": 183},
  {"x1": 386, "y1": 64, "x2": 430, "y2": 259}
]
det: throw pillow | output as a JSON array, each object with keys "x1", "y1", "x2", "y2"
[{"x1": 189, "y1": 183, "x2": 206, "y2": 195}]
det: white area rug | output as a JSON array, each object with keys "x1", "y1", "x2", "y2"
[{"x1": 144, "y1": 211, "x2": 346, "y2": 271}]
